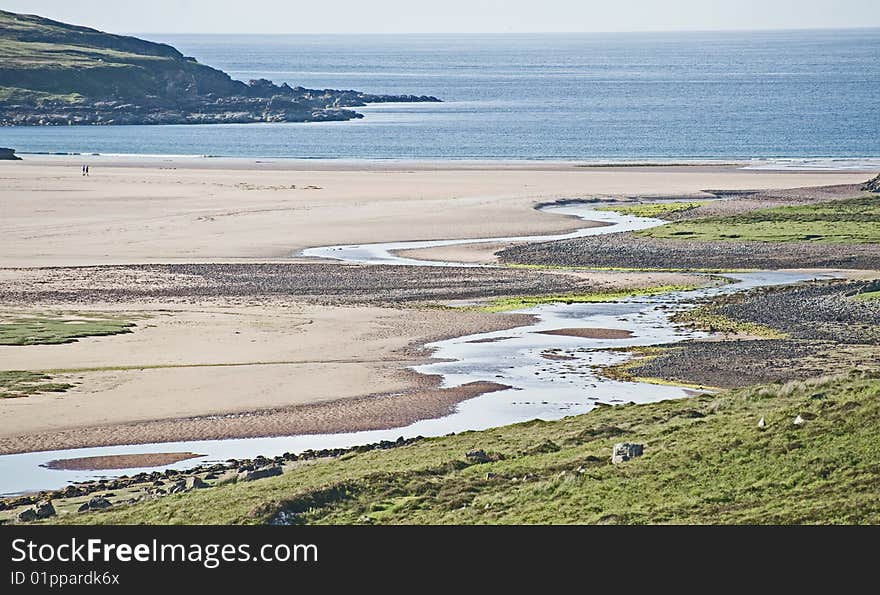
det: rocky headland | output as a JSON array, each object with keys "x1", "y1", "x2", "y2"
[{"x1": 0, "y1": 10, "x2": 439, "y2": 126}]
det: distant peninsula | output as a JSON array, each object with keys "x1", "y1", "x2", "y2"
[{"x1": 0, "y1": 10, "x2": 440, "y2": 126}]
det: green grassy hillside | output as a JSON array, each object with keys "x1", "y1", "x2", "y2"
[
  {"x1": 55, "y1": 372, "x2": 880, "y2": 525},
  {"x1": 0, "y1": 9, "x2": 245, "y2": 101}
]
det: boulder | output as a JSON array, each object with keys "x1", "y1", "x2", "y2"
[
  {"x1": 793, "y1": 415, "x2": 806, "y2": 425},
  {"x1": 168, "y1": 479, "x2": 187, "y2": 494},
  {"x1": 35, "y1": 500, "x2": 56, "y2": 519},
  {"x1": 611, "y1": 442, "x2": 644, "y2": 464},
  {"x1": 238, "y1": 466, "x2": 283, "y2": 482},
  {"x1": 17, "y1": 508, "x2": 38, "y2": 522},
  {"x1": 465, "y1": 449, "x2": 491, "y2": 464},
  {"x1": 186, "y1": 476, "x2": 208, "y2": 490},
  {"x1": 0, "y1": 148, "x2": 21, "y2": 160},
  {"x1": 86, "y1": 496, "x2": 112, "y2": 510},
  {"x1": 757, "y1": 417, "x2": 766, "y2": 429},
  {"x1": 862, "y1": 174, "x2": 880, "y2": 193}
]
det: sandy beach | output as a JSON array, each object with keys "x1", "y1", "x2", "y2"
[
  {"x1": 0, "y1": 158, "x2": 871, "y2": 454},
  {"x1": 0, "y1": 158, "x2": 869, "y2": 267}
]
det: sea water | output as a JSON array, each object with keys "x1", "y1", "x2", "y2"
[{"x1": 2, "y1": 30, "x2": 878, "y2": 161}]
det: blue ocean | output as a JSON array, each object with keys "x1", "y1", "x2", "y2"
[{"x1": 3, "y1": 30, "x2": 879, "y2": 160}]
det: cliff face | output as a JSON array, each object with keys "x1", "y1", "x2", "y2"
[{"x1": 0, "y1": 10, "x2": 439, "y2": 125}]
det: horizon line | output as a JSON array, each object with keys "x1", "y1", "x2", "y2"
[{"x1": 126, "y1": 25, "x2": 880, "y2": 36}]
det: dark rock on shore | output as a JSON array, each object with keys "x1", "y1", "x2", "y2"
[
  {"x1": 863, "y1": 174, "x2": 880, "y2": 193},
  {"x1": 0, "y1": 147, "x2": 20, "y2": 160},
  {"x1": 239, "y1": 466, "x2": 283, "y2": 482},
  {"x1": 77, "y1": 495, "x2": 112, "y2": 512},
  {"x1": 35, "y1": 500, "x2": 56, "y2": 518}
]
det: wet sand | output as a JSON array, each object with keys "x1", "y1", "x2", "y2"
[
  {"x1": 537, "y1": 328, "x2": 634, "y2": 339},
  {"x1": 0, "y1": 379, "x2": 509, "y2": 455},
  {"x1": 44, "y1": 452, "x2": 205, "y2": 471},
  {"x1": 0, "y1": 303, "x2": 530, "y2": 453}
]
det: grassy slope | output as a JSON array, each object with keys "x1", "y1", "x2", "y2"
[
  {"x1": 57, "y1": 372, "x2": 880, "y2": 525},
  {"x1": 0, "y1": 9, "x2": 241, "y2": 100},
  {"x1": 641, "y1": 196, "x2": 880, "y2": 243}
]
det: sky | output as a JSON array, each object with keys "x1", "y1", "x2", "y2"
[{"x1": 2, "y1": 0, "x2": 878, "y2": 34}]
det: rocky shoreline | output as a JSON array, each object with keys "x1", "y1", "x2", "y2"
[
  {"x1": 0, "y1": 82, "x2": 440, "y2": 126},
  {"x1": 615, "y1": 279, "x2": 880, "y2": 388},
  {"x1": 1, "y1": 436, "x2": 425, "y2": 523}
]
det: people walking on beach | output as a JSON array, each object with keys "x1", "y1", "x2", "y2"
[
  {"x1": 81, "y1": 164, "x2": 86, "y2": 176},
  {"x1": 85, "y1": 165, "x2": 89, "y2": 176}
]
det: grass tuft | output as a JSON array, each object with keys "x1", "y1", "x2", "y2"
[
  {"x1": 596, "y1": 201, "x2": 708, "y2": 218},
  {"x1": 0, "y1": 314, "x2": 135, "y2": 346},
  {"x1": 0, "y1": 370, "x2": 73, "y2": 399}
]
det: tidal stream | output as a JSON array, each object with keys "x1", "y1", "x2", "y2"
[{"x1": 0, "y1": 204, "x2": 830, "y2": 495}]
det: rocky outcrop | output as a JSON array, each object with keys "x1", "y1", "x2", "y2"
[
  {"x1": 238, "y1": 466, "x2": 283, "y2": 482},
  {"x1": 611, "y1": 443, "x2": 644, "y2": 464},
  {"x1": 465, "y1": 449, "x2": 492, "y2": 463},
  {"x1": 77, "y1": 495, "x2": 112, "y2": 512},
  {"x1": 187, "y1": 476, "x2": 208, "y2": 490},
  {"x1": 12, "y1": 500, "x2": 54, "y2": 522},
  {"x1": 35, "y1": 500, "x2": 56, "y2": 518},
  {"x1": 863, "y1": 174, "x2": 880, "y2": 193},
  {"x1": 0, "y1": 147, "x2": 20, "y2": 160},
  {"x1": 2, "y1": 436, "x2": 426, "y2": 519}
]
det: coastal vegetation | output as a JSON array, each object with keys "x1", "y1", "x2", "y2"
[
  {"x1": 596, "y1": 201, "x2": 708, "y2": 218},
  {"x1": 44, "y1": 372, "x2": 880, "y2": 524},
  {"x1": 671, "y1": 306, "x2": 786, "y2": 338},
  {"x1": 640, "y1": 196, "x2": 880, "y2": 243},
  {"x1": 499, "y1": 190, "x2": 880, "y2": 271},
  {"x1": 0, "y1": 370, "x2": 72, "y2": 399},
  {"x1": 0, "y1": 313, "x2": 134, "y2": 345}
]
